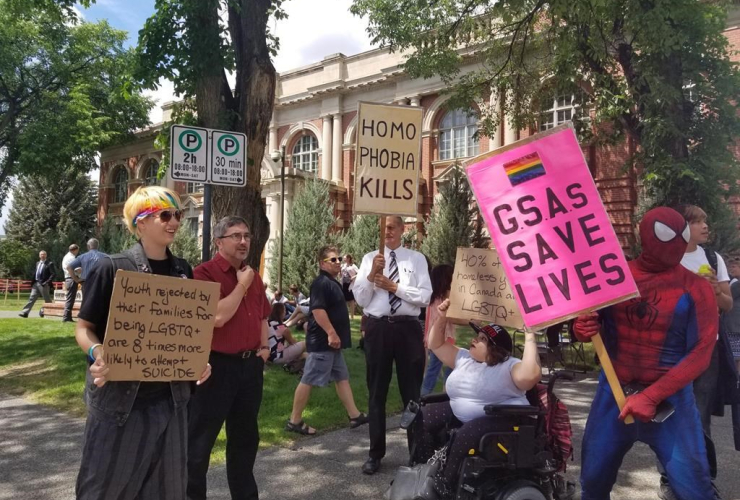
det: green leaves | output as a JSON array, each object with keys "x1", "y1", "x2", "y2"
[
  {"x1": 352, "y1": 0, "x2": 740, "y2": 244},
  {"x1": 0, "y1": 0, "x2": 151, "y2": 203}
]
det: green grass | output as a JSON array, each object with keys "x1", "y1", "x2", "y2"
[
  {"x1": 0, "y1": 316, "x2": 596, "y2": 465},
  {"x1": 0, "y1": 293, "x2": 32, "y2": 311},
  {"x1": 0, "y1": 317, "x2": 407, "y2": 464}
]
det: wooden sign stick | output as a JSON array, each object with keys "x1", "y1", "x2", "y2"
[
  {"x1": 378, "y1": 215, "x2": 386, "y2": 255},
  {"x1": 591, "y1": 333, "x2": 634, "y2": 425}
]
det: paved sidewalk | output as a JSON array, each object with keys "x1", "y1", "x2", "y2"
[{"x1": 1, "y1": 374, "x2": 738, "y2": 499}]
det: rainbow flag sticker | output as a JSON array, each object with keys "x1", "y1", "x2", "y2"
[{"x1": 503, "y1": 151, "x2": 546, "y2": 186}]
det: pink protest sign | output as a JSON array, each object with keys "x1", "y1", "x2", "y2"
[{"x1": 464, "y1": 123, "x2": 638, "y2": 329}]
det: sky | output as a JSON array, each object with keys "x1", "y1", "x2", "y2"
[{"x1": 0, "y1": 0, "x2": 375, "y2": 234}]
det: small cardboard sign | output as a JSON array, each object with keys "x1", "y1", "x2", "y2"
[
  {"x1": 353, "y1": 102, "x2": 423, "y2": 217},
  {"x1": 103, "y1": 270, "x2": 219, "y2": 381},
  {"x1": 447, "y1": 247, "x2": 524, "y2": 329},
  {"x1": 464, "y1": 123, "x2": 638, "y2": 329}
]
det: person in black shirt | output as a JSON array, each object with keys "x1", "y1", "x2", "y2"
[
  {"x1": 285, "y1": 245, "x2": 368, "y2": 435},
  {"x1": 74, "y1": 186, "x2": 211, "y2": 500}
]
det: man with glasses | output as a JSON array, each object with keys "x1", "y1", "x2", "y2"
[
  {"x1": 285, "y1": 246, "x2": 368, "y2": 435},
  {"x1": 353, "y1": 216, "x2": 432, "y2": 475},
  {"x1": 187, "y1": 216, "x2": 271, "y2": 500}
]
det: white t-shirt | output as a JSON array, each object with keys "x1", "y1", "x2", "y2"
[
  {"x1": 445, "y1": 349, "x2": 527, "y2": 423},
  {"x1": 681, "y1": 246, "x2": 729, "y2": 282},
  {"x1": 62, "y1": 252, "x2": 77, "y2": 280}
]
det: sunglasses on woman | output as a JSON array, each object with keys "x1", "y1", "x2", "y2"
[{"x1": 155, "y1": 210, "x2": 183, "y2": 223}]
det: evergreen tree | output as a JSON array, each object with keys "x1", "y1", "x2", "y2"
[
  {"x1": 171, "y1": 227, "x2": 202, "y2": 269},
  {"x1": 268, "y1": 178, "x2": 336, "y2": 294},
  {"x1": 339, "y1": 214, "x2": 379, "y2": 262},
  {"x1": 4, "y1": 170, "x2": 98, "y2": 270},
  {"x1": 420, "y1": 165, "x2": 476, "y2": 266},
  {"x1": 97, "y1": 216, "x2": 136, "y2": 255}
]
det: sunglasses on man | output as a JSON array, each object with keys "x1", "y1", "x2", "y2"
[
  {"x1": 323, "y1": 257, "x2": 341, "y2": 263},
  {"x1": 155, "y1": 210, "x2": 183, "y2": 223}
]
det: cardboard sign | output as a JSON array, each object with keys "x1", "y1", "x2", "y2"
[
  {"x1": 103, "y1": 270, "x2": 220, "y2": 381},
  {"x1": 447, "y1": 247, "x2": 524, "y2": 329},
  {"x1": 464, "y1": 123, "x2": 638, "y2": 329},
  {"x1": 353, "y1": 102, "x2": 423, "y2": 217}
]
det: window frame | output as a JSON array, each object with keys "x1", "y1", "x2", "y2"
[
  {"x1": 439, "y1": 109, "x2": 480, "y2": 161},
  {"x1": 291, "y1": 134, "x2": 319, "y2": 174},
  {"x1": 113, "y1": 166, "x2": 129, "y2": 203},
  {"x1": 143, "y1": 160, "x2": 159, "y2": 187}
]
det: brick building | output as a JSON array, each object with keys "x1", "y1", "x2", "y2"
[{"x1": 98, "y1": 8, "x2": 740, "y2": 284}]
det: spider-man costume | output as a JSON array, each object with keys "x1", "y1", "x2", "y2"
[{"x1": 574, "y1": 207, "x2": 718, "y2": 500}]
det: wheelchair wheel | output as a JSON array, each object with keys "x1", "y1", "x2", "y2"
[{"x1": 497, "y1": 481, "x2": 547, "y2": 500}]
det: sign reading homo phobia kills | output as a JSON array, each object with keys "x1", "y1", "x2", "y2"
[
  {"x1": 103, "y1": 270, "x2": 220, "y2": 381},
  {"x1": 353, "y1": 102, "x2": 423, "y2": 216},
  {"x1": 464, "y1": 123, "x2": 638, "y2": 329},
  {"x1": 447, "y1": 247, "x2": 524, "y2": 329}
]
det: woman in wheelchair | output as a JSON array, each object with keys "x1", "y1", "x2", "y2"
[{"x1": 416, "y1": 298, "x2": 541, "y2": 497}]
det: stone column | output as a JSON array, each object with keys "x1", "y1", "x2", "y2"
[
  {"x1": 332, "y1": 114, "x2": 342, "y2": 183},
  {"x1": 489, "y1": 89, "x2": 503, "y2": 151},
  {"x1": 321, "y1": 116, "x2": 332, "y2": 180},
  {"x1": 269, "y1": 124, "x2": 278, "y2": 156},
  {"x1": 503, "y1": 90, "x2": 517, "y2": 145}
]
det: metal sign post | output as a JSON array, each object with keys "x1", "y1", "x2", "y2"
[{"x1": 169, "y1": 125, "x2": 247, "y2": 263}]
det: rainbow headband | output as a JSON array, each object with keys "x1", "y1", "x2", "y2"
[{"x1": 132, "y1": 192, "x2": 180, "y2": 227}]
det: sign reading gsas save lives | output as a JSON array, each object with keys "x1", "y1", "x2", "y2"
[{"x1": 169, "y1": 125, "x2": 247, "y2": 187}]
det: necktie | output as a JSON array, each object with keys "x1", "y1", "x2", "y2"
[
  {"x1": 36, "y1": 262, "x2": 43, "y2": 281},
  {"x1": 388, "y1": 250, "x2": 401, "y2": 314}
]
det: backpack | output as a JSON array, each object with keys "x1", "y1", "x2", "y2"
[
  {"x1": 536, "y1": 384, "x2": 573, "y2": 473},
  {"x1": 702, "y1": 248, "x2": 740, "y2": 409}
]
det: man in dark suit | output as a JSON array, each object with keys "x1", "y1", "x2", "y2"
[{"x1": 19, "y1": 250, "x2": 55, "y2": 318}]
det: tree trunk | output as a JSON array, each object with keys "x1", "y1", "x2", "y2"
[
  {"x1": 211, "y1": 0, "x2": 276, "y2": 269},
  {"x1": 187, "y1": 0, "x2": 276, "y2": 269}
]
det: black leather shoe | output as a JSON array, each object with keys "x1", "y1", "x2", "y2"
[
  {"x1": 18, "y1": 312, "x2": 28, "y2": 318},
  {"x1": 62, "y1": 317, "x2": 74, "y2": 323},
  {"x1": 39, "y1": 310, "x2": 44, "y2": 318},
  {"x1": 362, "y1": 457, "x2": 381, "y2": 475}
]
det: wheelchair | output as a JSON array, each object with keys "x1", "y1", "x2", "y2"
[{"x1": 406, "y1": 371, "x2": 576, "y2": 500}]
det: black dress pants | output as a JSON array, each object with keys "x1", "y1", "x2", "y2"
[
  {"x1": 187, "y1": 352, "x2": 264, "y2": 500},
  {"x1": 365, "y1": 316, "x2": 425, "y2": 460}
]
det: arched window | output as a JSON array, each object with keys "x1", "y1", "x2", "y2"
[
  {"x1": 539, "y1": 92, "x2": 585, "y2": 131},
  {"x1": 439, "y1": 109, "x2": 479, "y2": 160},
  {"x1": 143, "y1": 160, "x2": 159, "y2": 186},
  {"x1": 113, "y1": 167, "x2": 129, "y2": 203},
  {"x1": 292, "y1": 134, "x2": 319, "y2": 173},
  {"x1": 186, "y1": 182, "x2": 204, "y2": 194}
]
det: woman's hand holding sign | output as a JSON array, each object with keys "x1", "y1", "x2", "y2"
[
  {"x1": 90, "y1": 350, "x2": 109, "y2": 387},
  {"x1": 197, "y1": 363, "x2": 212, "y2": 386}
]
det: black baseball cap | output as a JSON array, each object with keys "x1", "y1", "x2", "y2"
[{"x1": 478, "y1": 324, "x2": 513, "y2": 353}]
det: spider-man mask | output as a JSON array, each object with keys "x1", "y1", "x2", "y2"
[{"x1": 638, "y1": 207, "x2": 690, "y2": 272}]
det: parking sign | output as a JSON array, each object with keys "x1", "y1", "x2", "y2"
[
  {"x1": 170, "y1": 125, "x2": 208, "y2": 182},
  {"x1": 210, "y1": 131, "x2": 247, "y2": 187}
]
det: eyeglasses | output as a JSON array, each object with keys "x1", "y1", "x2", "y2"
[
  {"x1": 155, "y1": 210, "x2": 182, "y2": 223},
  {"x1": 219, "y1": 232, "x2": 252, "y2": 243},
  {"x1": 323, "y1": 257, "x2": 341, "y2": 263}
]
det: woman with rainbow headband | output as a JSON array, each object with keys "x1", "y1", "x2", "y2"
[{"x1": 74, "y1": 186, "x2": 211, "y2": 499}]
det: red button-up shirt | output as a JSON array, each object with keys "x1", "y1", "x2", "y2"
[{"x1": 193, "y1": 252, "x2": 271, "y2": 354}]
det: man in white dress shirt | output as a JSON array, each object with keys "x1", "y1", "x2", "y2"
[{"x1": 353, "y1": 216, "x2": 432, "y2": 475}]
